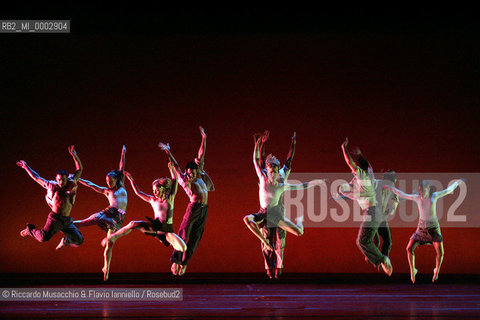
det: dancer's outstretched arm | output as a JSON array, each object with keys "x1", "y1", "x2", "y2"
[
  {"x1": 16, "y1": 161, "x2": 49, "y2": 188},
  {"x1": 159, "y1": 142, "x2": 188, "y2": 190},
  {"x1": 68, "y1": 145, "x2": 83, "y2": 182},
  {"x1": 341, "y1": 138, "x2": 358, "y2": 174},
  {"x1": 167, "y1": 162, "x2": 179, "y2": 200},
  {"x1": 79, "y1": 178, "x2": 107, "y2": 194},
  {"x1": 119, "y1": 145, "x2": 126, "y2": 172},
  {"x1": 258, "y1": 130, "x2": 269, "y2": 170},
  {"x1": 194, "y1": 127, "x2": 215, "y2": 191},
  {"x1": 125, "y1": 171, "x2": 152, "y2": 202},
  {"x1": 197, "y1": 126, "x2": 207, "y2": 166},
  {"x1": 159, "y1": 142, "x2": 183, "y2": 177},
  {"x1": 285, "y1": 179, "x2": 327, "y2": 191},
  {"x1": 383, "y1": 185, "x2": 418, "y2": 201},
  {"x1": 118, "y1": 145, "x2": 126, "y2": 185},
  {"x1": 283, "y1": 131, "x2": 296, "y2": 174},
  {"x1": 434, "y1": 179, "x2": 464, "y2": 198},
  {"x1": 253, "y1": 136, "x2": 266, "y2": 180}
]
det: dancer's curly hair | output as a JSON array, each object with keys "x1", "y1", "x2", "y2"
[{"x1": 265, "y1": 154, "x2": 280, "y2": 167}]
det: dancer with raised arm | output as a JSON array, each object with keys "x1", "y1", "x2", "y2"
[
  {"x1": 254, "y1": 130, "x2": 296, "y2": 279},
  {"x1": 340, "y1": 138, "x2": 393, "y2": 276},
  {"x1": 72, "y1": 145, "x2": 127, "y2": 281},
  {"x1": 384, "y1": 179, "x2": 464, "y2": 283},
  {"x1": 338, "y1": 170, "x2": 399, "y2": 269},
  {"x1": 18, "y1": 145, "x2": 84, "y2": 249},
  {"x1": 101, "y1": 163, "x2": 186, "y2": 255},
  {"x1": 159, "y1": 126, "x2": 214, "y2": 276},
  {"x1": 244, "y1": 133, "x2": 325, "y2": 275}
]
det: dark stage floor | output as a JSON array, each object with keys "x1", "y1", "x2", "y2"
[{"x1": 1, "y1": 273, "x2": 479, "y2": 319}]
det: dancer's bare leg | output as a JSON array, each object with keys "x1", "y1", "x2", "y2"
[
  {"x1": 56, "y1": 238, "x2": 67, "y2": 250},
  {"x1": 166, "y1": 233, "x2": 187, "y2": 252},
  {"x1": 432, "y1": 241, "x2": 444, "y2": 283},
  {"x1": 101, "y1": 221, "x2": 151, "y2": 247},
  {"x1": 243, "y1": 215, "x2": 273, "y2": 250},
  {"x1": 103, "y1": 229, "x2": 114, "y2": 281},
  {"x1": 277, "y1": 216, "x2": 304, "y2": 237},
  {"x1": 178, "y1": 264, "x2": 187, "y2": 276},
  {"x1": 274, "y1": 268, "x2": 282, "y2": 279},
  {"x1": 406, "y1": 239, "x2": 419, "y2": 283},
  {"x1": 380, "y1": 257, "x2": 393, "y2": 276},
  {"x1": 171, "y1": 263, "x2": 179, "y2": 276},
  {"x1": 168, "y1": 232, "x2": 187, "y2": 275},
  {"x1": 73, "y1": 213, "x2": 101, "y2": 228},
  {"x1": 20, "y1": 227, "x2": 30, "y2": 237},
  {"x1": 266, "y1": 269, "x2": 273, "y2": 279}
]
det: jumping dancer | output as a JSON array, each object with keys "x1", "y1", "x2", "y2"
[
  {"x1": 101, "y1": 164, "x2": 186, "y2": 255},
  {"x1": 372, "y1": 171, "x2": 399, "y2": 262},
  {"x1": 244, "y1": 134, "x2": 325, "y2": 273},
  {"x1": 73, "y1": 145, "x2": 127, "y2": 281},
  {"x1": 254, "y1": 130, "x2": 296, "y2": 279},
  {"x1": 159, "y1": 126, "x2": 214, "y2": 276},
  {"x1": 18, "y1": 145, "x2": 84, "y2": 248},
  {"x1": 340, "y1": 138, "x2": 393, "y2": 275},
  {"x1": 338, "y1": 170, "x2": 399, "y2": 269},
  {"x1": 384, "y1": 179, "x2": 464, "y2": 283}
]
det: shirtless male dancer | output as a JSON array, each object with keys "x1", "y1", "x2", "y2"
[
  {"x1": 18, "y1": 145, "x2": 84, "y2": 249},
  {"x1": 102, "y1": 163, "x2": 187, "y2": 255},
  {"x1": 73, "y1": 145, "x2": 127, "y2": 281},
  {"x1": 244, "y1": 134, "x2": 325, "y2": 272},
  {"x1": 255, "y1": 130, "x2": 296, "y2": 279},
  {"x1": 384, "y1": 178, "x2": 464, "y2": 283},
  {"x1": 158, "y1": 126, "x2": 214, "y2": 276},
  {"x1": 340, "y1": 138, "x2": 393, "y2": 275}
]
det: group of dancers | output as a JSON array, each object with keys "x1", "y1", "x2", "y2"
[
  {"x1": 17, "y1": 128, "x2": 464, "y2": 283},
  {"x1": 18, "y1": 127, "x2": 213, "y2": 281}
]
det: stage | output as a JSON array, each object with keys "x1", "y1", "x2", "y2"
[
  {"x1": 1, "y1": 8, "x2": 480, "y2": 320},
  {"x1": 1, "y1": 273, "x2": 479, "y2": 319}
]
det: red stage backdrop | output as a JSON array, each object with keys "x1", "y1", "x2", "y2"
[{"x1": 1, "y1": 31, "x2": 479, "y2": 274}]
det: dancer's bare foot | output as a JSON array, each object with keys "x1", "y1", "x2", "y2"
[
  {"x1": 380, "y1": 257, "x2": 393, "y2": 276},
  {"x1": 178, "y1": 264, "x2": 187, "y2": 276},
  {"x1": 171, "y1": 263, "x2": 179, "y2": 276},
  {"x1": 432, "y1": 268, "x2": 440, "y2": 283},
  {"x1": 266, "y1": 269, "x2": 273, "y2": 279},
  {"x1": 102, "y1": 267, "x2": 109, "y2": 282},
  {"x1": 410, "y1": 268, "x2": 418, "y2": 283},
  {"x1": 56, "y1": 238, "x2": 67, "y2": 250},
  {"x1": 274, "y1": 268, "x2": 282, "y2": 279},
  {"x1": 20, "y1": 228, "x2": 29, "y2": 237},
  {"x1": 20, "y1": 224, "x2": 34, "y2": 237},
  {"x1": 101, "y1": 237, "x2": 114, "y2": 248}
]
